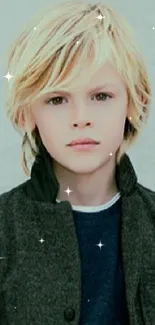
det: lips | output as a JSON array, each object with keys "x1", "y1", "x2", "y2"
[{"x1": 68, "y1": 138, "x2": 99, "y2": 146}]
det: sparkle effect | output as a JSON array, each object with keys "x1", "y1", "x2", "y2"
[
  {"x1": 96, "y1": 240, "x2": 105, "y2": 250},
  {"x1": 2, "y1": 72, "x2": 14, "y2": 81},
  {"x1": 97, "y1": 14, "x2": 106, "y2": 21},
  {"x1": 64, "y1": 186, "x2": 73, "y2": 196},
  {"x1": 39, "y1": 238, "x2": 45, "y2": 243}
]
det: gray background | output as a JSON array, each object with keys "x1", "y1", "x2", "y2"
[{"x1": 0, "y1": 0, "x2": 155, "y2": 195}]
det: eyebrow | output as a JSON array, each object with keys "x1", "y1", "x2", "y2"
[
  {"x1": 48, "y1": 83, "x2": 120, "y2": 95},
  {"x1": 86, "y1": 84, "x2": 119, "y2": 92}
]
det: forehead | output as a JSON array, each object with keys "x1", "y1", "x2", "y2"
[
  {"x1": 63, "y1": 41, "x2": 122, "y2": 83},
  {"x1": 63, "y1": 57, "x2": 124, "y2": 93},
  {"x1": 33, "y1": 58, "x2": 125, "y2": 103},
  {"x1": 81, "y1": 61, "x2": 122, "y2": 82},
  {"x1": 63, "y1": 63, "x2": 124, "y2": 95}
]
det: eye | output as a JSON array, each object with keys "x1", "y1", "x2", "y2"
[
  {"x1": 45, "y1": 92, "x2": 113, "y2": 106},
  {"x1": 45, "y1": 96, "x2": 66, "y2": 105},
  {"x1": 91, "y1": 92, "x2": 113, "y2": 101}
]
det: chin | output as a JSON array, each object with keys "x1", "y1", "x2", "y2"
[{"x1": 65, "y1": 162, "x2": 101, "y2": 174}]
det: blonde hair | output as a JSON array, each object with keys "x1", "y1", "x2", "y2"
[{"x1": 4, "y1": 0, "x2": 152, "y2": 176}]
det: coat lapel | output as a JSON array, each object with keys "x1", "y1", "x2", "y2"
[
  {"x1": 115, "y1": 154, "x2": 144, "y2": 319},
  {"x1": 120, "y1": 191, "x2": 144, "y2": 319}
]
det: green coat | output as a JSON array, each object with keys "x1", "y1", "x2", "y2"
[{"x1": 0, "y1": 153, "x2": 155, "y2": 324}]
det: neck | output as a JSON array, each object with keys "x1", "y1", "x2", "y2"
[{"x1": 53, "y1": 155, "x2": 119, "y2": 207}]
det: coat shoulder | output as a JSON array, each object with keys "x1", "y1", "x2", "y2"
[
  {"x1": 0, "y1": 180, "x2": 29, "y2": 210},
  {"x1": 137, "y1": 182, "x2": 155, "y2": 201}
]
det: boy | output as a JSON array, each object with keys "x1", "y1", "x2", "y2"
[{"x1": 0, "y1": 1, "x2": 154, "y2": 324}]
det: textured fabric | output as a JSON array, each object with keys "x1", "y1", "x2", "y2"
[
  {"x1": 0, "y1": 135, "x2": 155, "y2": 324},
  {"x1": 69, "y1": 194, "x2": 130, "y2": 325}
]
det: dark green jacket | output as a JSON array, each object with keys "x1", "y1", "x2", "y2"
[{"x1": 0, "y1": 152, "x2": 155, "y2": 325}]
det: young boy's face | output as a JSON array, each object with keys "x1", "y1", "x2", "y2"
[{"x1": 30, "y1": 60, "x2": 128, "y2": 174}]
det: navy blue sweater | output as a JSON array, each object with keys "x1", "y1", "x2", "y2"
[{"x1": 57, "y1": 191, "x2": 129, "y2": 324}]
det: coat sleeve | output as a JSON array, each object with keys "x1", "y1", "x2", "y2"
[{"x1": 0, "y1": 192, "x2": 11, "y2": 323}]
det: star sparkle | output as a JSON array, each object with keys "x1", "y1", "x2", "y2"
[
  {"x1": 96, "y1": 240, "x2": 105, "y2": 250},
  {"x1": 64, "y1": 187, "x2": 73, "y2": 196},
  {"x1": 39, "y1": 238, "x2": 45, "y2": 243},
  {"x1": 2, "y1": 71, "x2": 14, "y2": 82}
]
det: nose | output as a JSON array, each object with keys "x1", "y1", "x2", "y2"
[
  {"x1": 70, "y1": 111, "x2": 94, "y2": 129},
  {"x1": 69, "y1": 102, "x2": 94, "y2": 129},
  {"x1": 72, "y1": 121, "x2": 93, "y2": 128}
]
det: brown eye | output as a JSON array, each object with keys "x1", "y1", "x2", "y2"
[
  {"x1": 92, "y1": 92, "x2": 112, "y2": 101},
  {"x1": 46, "y1": 96, "x2": 65, "y2": 105}
]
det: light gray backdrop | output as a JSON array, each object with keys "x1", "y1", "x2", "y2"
[{"x1": 0, "y1": 0, "x2": 155, "y2": 195}]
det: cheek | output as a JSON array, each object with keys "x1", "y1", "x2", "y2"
[
  {"x1": 102, "y1": 112, "x2": 126, "y2": 146},
  {"x1": 103, "y1": 109, "x2": 126, "y2": 130},
  {"x1": 34, "y1": 111, "x2": 58, "y2": 133},
  {"x1": 37, "y1": 121, "x2": 64, "y2": 152},
  {"x1": 34, "y1": 110, "x2": 67, "y2": 147}
]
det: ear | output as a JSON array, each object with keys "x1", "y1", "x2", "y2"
[
  {"x1": 139, "y1": 93, "x2": 145, "y2": 106},
  {"x1": 15, "y1": 109, "x2": 24, "y2": 128},
  {"x1": 16, "y1": 109, "x2": 35, "y2": 131}
]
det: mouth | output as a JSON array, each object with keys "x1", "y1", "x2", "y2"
[
  {"x1": 67, "y1": 138, "x2": 100, "y2": 146},
  {"x1": 67, "y1": 138, "x2": 100, "y2": 151}
]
